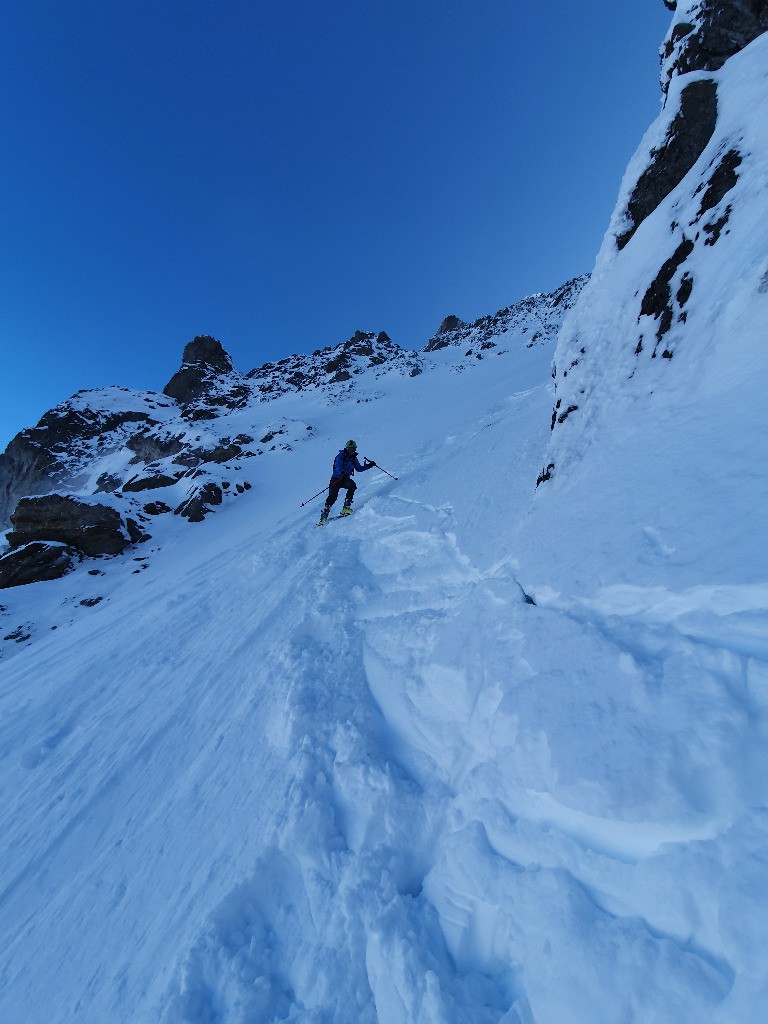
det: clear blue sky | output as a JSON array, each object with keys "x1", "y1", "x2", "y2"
[{"x1": 1, "y1": 1, "x2": 670, "y2": 449}]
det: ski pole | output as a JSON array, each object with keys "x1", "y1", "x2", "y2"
[
  {"x1": 365, "y1": 458, "x2": 397, "y2": 480},
  {"x1": 300, "y1": 486, "x2": 329, "y2": 507}
]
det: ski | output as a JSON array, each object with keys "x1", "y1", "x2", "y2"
[
  {"x1": 315, "y1": 505, "x2": 365, "y2": 526},
  {"x1": 316, "y1": 511, "x2": 353, "y2": 526}
]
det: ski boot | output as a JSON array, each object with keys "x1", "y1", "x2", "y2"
[
  {"x1": 317, "y1": 505, "x2": 331, "y2": 526},
  {"x1": 339, "y1": 504, "x2": 353, "y2": 517}
]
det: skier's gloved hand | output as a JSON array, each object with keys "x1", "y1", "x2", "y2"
[{"x1": 366, "y1": 459, "x2": 376, "y2": 467}]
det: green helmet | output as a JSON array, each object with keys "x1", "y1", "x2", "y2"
[{"x1": 344, "y1": 439, "x2": 357, "y2": 450}]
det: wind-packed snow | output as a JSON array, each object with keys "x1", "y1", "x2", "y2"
[{"x1": 2, "y1": 24, "x2": 768, "y2": 1024}]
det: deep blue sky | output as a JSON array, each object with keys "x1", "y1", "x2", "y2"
[{"x1": 1, "y1": 1, "x2": 670, "y2": 449}]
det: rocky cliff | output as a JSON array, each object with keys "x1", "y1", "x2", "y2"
[
  {"x1": 660, "y1": 0, "x2": 768, "y2": 94},
  {"x1": 540, "y1": 0, "x2": 768, "y2": 485},
  {"x1": 616, "y1": 0, "x2": 767, "y2": 251}
]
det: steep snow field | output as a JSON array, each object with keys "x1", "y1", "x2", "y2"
[
  {"x1": 2, "y1": 319, "x2": 767, "y2": 1022},
  {"x1": 0, "y1": 347, "x2": 548, "y2": 1022}
]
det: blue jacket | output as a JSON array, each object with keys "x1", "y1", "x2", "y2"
[{"x1": 332, "y1": 449, "x2": 371, "y2": 479}]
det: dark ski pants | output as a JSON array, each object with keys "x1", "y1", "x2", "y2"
[{"x1": 325, "y1": 475, "x2": 356, "y2": 510}]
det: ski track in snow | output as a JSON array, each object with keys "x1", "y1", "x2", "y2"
[
  {"x1": 156, "y1": 494, "x2": 539, "y2": 1024},
  {"x1": 158, "y1": 487, "x2": 765, "y2": 1024}
]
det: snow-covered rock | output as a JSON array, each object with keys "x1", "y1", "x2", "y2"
[
  {"x1": 538, "y1": 7, "x2": 768, "y2": 593},
  {"x1": 0, "y1": 540, "x2": 81, "y2": 589},
  {"x1": 0, "y1": 387, "x2": 162, "y2": 526},
  {"x1": 423, "y1": 275, "x2": 586, "y2": 355},
  {"x1": 660, "y1": 0, "x2": 768, "y2": 95},
  {"x1": 246, "y1": 329, "x2": 424, "y2": 399}
]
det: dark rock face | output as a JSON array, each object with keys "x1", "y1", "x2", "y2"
[
  {"x1": 617, "y1": 80, "x2": 718, "y2": 250},
  {"x1": 171, "y1": 441, "x2": 244, "y2": 469},
  {"x1": 181, "y1": 335, "x2": 234, "y2": 373},
  {"x1": 437, "y1": 315, "x2": 464, "y2": 336},
  {"x1": 95, "y1": 472, "x2": 123, "y2": 494},
  {"x1": 0, "y1": 435, "x2": 60, "y2": 527},
  {"x1": 163, "y1": 335, "x2": 238, "y2": 406},
  {"x1": 632, "y1": 140, "x2": 742, "y2": 357},
  {"x1": 174, "y1": 482, "x2": 224, "y2": 523},
  {"x1": 126, "y1": 430, "x2": 185, "y2": 464},
  {"x1": 661, "y1": 0, "x2": 768, "y2": 94},
  {"x1": 125, "y1": 518, "x2": 151, "y2": 545},
  {"x1": 636, "y1": 238, "x2": 696, "y2": 357},
  {"x1": 0, "y1": 541, "x2": 81, "y2": 589},
  {"x1": 122, "y1": 472, "x2": 181, "y2": 493},
  {"x1": 618, "y1": 1, "x2": 767, "y2": 250},
  {"x1": 202, "y1": 444, "x2": 243, "y2": 464},
  {"x1": 7, "y1": 495, "x2": 136, "y2": 556},
  {"x1": 695, "y1": 147, "x2": 742, "y2": 216},
  {"x1": 143, "y1": 501, "x2": 172, "y2": 516},
  {"x1": 0, "y1": 404, "x2": 152, "y2": 527}
]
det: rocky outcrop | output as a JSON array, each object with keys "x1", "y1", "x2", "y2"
[
  {"x1": 617, "y1": 1, "x2": 767, "y2": 250},
  {"x1": 0, "y1": 541, "x2": 81, "y2": 590},
  {"x1": 164, "y1": 335, "x2": 233, "y2": 401},
  {"x1": 0, "y1": 434, "x2": 62, "y2": 527},
  {"x1": 143, "y1": 501, "x2": 172, "y2": 516},
  {"x1": 126, "y1": 430, "x2": 185, "y2": 464},
  {"x1": 0, "y1": 401, "x2": 153, "y2": 527},
  {"x1": 660, "y1": 0, "x2": 768, "y2": 94},
  {"x1": 616, "y1": 79, "x2": 718, "y2": 250},
  {"x1": 174, "y1": 482, "x2": 225, "y2": 523},
  {"x1": 164, "y1": 336, "x2": 251, "y2": 415},
  {"x1": 424, "y1": 277, "x2": 588, "y2": 354},
  {"x1": 247, "y1": 331, "x2": 422, "y2": 398},
  {"x1": 436, "y1": 315, "x2": 464, "y2": 336},
  {"x1": 122, "y1": 472, "x2": 183, "y2": 493},
  {"x1": 7, "y1": 495, "x2": 145, "y2": 557}
]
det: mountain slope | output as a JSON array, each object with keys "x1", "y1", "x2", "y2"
[
  {"x1": 2, "y1": 290, "x2": 766, "y2": 1022},
  {"x1": 1, "y1": 346, "x2": 558, "y2": 1023},
  {"x1": 2, "y1": 5, "x2": 768, "y2": 1023}
]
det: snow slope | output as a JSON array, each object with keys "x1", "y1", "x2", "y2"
[
  {"x1": 0, "y1": 347, "x2": 551, "y2": 1023},
  {"x1": 2, "y1": 313, "x2": 767, "y2": 1022}
]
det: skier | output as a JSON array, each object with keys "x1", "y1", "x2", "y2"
[{"x1": 317, "y1": 440, "x2": 375, "y2": 524}]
